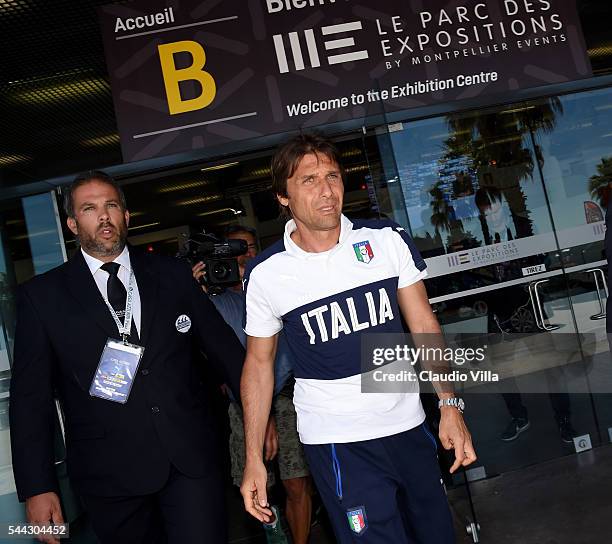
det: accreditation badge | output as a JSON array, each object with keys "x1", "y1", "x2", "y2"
[{"x1": 89, "y1": 339, "x2": 145, "y2": 403}]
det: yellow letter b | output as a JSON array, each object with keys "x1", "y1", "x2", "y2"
[{"x1": 158, "y1": 41, "x2": 217, "y2": 115}]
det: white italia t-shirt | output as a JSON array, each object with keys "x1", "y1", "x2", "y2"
[{"x1": 244, "y1": 215, "x2": 428, "y2": 444}]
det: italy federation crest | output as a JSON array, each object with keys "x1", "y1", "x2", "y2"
[
  {"x1": 347, "y1": 506, "x2": 367, "y2": 534},
  {"x1": 353, "y1": 241, "x2": 374, "y2": 264}
]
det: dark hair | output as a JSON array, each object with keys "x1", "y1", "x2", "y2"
[
  {"x1": 223, "y1": 225, "x2": 258, "y2": 253},
  {"x1": 271, "y1": 133, "x2": 344, "y2": 217},
  {"x1": 223, "y1": 225, "x2": 257, "y2": 238},
  {"x1": 474, "y1": 186, "x2": 502, "y2": 211},
  {"x1": 63, "y1": 170, "x2": 127, "y2": 218}
]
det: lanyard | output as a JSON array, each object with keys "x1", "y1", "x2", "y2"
[{"x1": 102, "y1": 269, "x2": 136, "y2": 342}]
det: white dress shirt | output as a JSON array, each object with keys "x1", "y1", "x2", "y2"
[{"x1": 82, "y1": 246, "x2": 142, "y2": 336}]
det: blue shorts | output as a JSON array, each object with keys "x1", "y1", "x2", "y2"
[{"x1": 303, "y1": 423, "x2": 455, "y2": 543}]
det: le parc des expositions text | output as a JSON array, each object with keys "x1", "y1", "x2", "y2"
[
  {"x1": 267, "y1": 0, "x2": 566, "y2": 68},
  {"x1": 379, "y1": 0, "x2": 566, "y2": 68}
]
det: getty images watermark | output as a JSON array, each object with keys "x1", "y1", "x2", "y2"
[
  {"x1": 360, "y1": 333, "x2": 607, "y2": 394},
  {"x1": 370, "y1": 343, "x2": 493, "y2": 384}
]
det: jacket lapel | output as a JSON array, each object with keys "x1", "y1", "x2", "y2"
[
  {"x1": 128, "y1": 247, "x2": 159, "y2": 348},
  {"x1": 64, "y1": 251, "x2": 119, "y2": 339}
]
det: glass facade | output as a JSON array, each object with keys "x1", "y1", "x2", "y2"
[
  {"x1": 0, "y1": 192, "x2": 68, "y2": 526},
  {"x1": 368, "y1": 86, "x2": 612, "y2": 480}
]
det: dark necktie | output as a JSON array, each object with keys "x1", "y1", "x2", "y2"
[{"x1": 100, "y1": 262, "x2": 139, "y2": 342}]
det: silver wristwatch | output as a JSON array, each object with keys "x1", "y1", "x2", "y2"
[{"x1": 438, "y1": 397, "x2": 465, "y2": 414}]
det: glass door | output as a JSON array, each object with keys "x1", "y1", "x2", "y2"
[
  {"x1": 368, "y1": 90, "x2": 612, "y2": 479},
  {"x1": 0, "y1": 191, "x2": 74, "y2": 531},
  {"x1": 359, "y1": 88, "x2": 612, "y2": 540},
  {"x1": 532, "y1": 87, "x2": 612, "y2": 446}
]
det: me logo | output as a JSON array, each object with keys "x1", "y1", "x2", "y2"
[
  {"x1": 353, "y1": 241, "x2": 374, "y2": 264},
  {"x1": 448, "y1": 252, "x2": 471, "y2": 267},
  {"x1": 273, "y1": 21, "x2": 369, "y2": 74}
]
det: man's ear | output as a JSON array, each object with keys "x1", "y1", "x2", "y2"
[
  {"x1": 124, "y1": 209, "x2": 130, "y2": 228},
  {"x1": 277, "y1": 194, "x2": 289, "y2": 209},
  {"x1": 67, "y1": 217, "x2": 78, "y2": 237}
]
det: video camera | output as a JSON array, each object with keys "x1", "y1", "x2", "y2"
[{"x1": 181, "y1": 233, "x2": 247, "y2": 288}]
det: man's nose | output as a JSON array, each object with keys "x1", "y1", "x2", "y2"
[{"x1": 319, "y1": 177, "x2": 333, "y2": 197}]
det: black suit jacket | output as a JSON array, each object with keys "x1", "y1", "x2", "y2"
[{"x1": 9, "y1": 248, "x2": 245, "y2": 501}]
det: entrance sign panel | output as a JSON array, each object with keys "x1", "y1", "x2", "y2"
[
  {"x1": 425, "y1": 232, "x2": 558, "y2": 278},
  {"x1": 98, "y1": 0, "x2": 591, "y2": 162}
]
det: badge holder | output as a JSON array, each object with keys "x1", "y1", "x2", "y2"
[
  {"x1": 89, "y1": 339, "x2": 144, "y2": 403},
  {"x1": 89, "y1": 270, "x2": 145, "y2": 403}
]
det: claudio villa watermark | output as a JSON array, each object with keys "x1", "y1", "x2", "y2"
[{"x1": 370, "y1": 344, "x2": 498, "y2": 385}]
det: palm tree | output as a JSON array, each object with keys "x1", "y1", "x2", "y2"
[
  {"x1": 441, "y1": 98, "x2": 564, "y2": 240},
  {"x1": 429, "y1": 181, "x2": 455, "y2": 236},
  {"x1": 588, "y1": 156, "x2": 612, "y2": 209}
]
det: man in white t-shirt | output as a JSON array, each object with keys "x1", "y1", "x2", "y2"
[{"x1": 239, "y1": 134, "x2": 476, "y2": 543}]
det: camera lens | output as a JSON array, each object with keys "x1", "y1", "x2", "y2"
[{"x1": 212, "y1": 261, "x2": 230, "y2": 280}]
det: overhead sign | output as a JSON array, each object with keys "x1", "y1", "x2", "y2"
[{"x1": 98, "y1": 0, "x2": 592, "y2": 162}]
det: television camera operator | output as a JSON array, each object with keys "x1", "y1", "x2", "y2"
[{"x1": 187, "y1": 226, "x2": 312, "y2": 544}]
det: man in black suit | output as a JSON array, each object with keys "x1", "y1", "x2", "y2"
[{"x1": 9, "y1": 170, "x2": 245, "y2": 544}]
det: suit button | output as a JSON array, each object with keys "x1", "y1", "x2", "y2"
[
  {"x1": 141, "y1": 369, "x2": 149, "y2": 376},
  {"x1": 151, "y1": 406, "x2": 160, "y2": 414}
]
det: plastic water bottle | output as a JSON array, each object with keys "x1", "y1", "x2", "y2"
[{"x1": 262, "y1": 505, "x2": 290, "y2": 544}]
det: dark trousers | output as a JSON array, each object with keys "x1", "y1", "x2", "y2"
[
  {"x1": 81, "y1": 465, "x2": 226, "y2": 544},
  {"x1": 503, "y1": 392, "x2": 571, "y2": 422},
  {"x1": 303, "y1": 423, "x2": 455, "y2": 543}
]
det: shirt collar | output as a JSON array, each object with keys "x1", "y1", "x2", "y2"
[
  {"x1": 81, "y1": 245, "x2": 131, "y2": 276},
  {"x1": 283, "y1": 214, "x2": 353, "y2": 258}
]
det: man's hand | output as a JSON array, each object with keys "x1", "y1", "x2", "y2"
[
  {"x1": 241, "y1": 460, "x2": 273, "y2": 523},
  {"x1": 241, "y1": 336, "x2": 277, "y2": 523},
  {"x1": 439, "y1": 407, "x2": 477, "y2": 473},
  {"x1": 25, "y1": 492, "x2": 64, "y2": 544},
  {"x1": 264, "y1": 415, "x2": 279, "y2": 462},
  {"x1": 191, "y1": 261, "x2": 208, "y2": 293}
]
